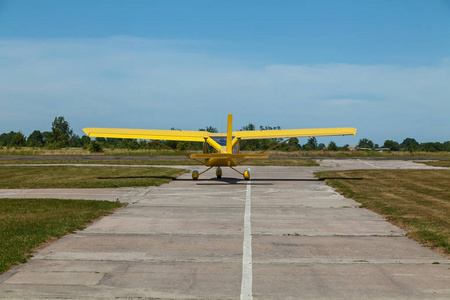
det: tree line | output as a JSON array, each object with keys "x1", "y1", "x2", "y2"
[{"x1": 1, "y1": 116, "x2": 449, "y2": 152}]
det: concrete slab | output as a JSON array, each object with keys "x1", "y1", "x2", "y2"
[
  {"x1": 252, "y1": 218, "x2": 405, "y2": 236},
  {"x1": 82, "y1": 215, "x2": 244, "y2": 235},
  {"x1": 1, "y1": 262, "x2": 242, "y2": 299},
  {"x1": 36, "y1": 233, "x2": 243, "y2": 262},
  {"x1": 253, "y1": 263, "x2": 450, "y2": 299},
  {"x1": 252, "y1": 235, "x2": 445, "y2": 263},
  {"x1": 0, "y1": 162, "x2": 448, "y2": 299},
  {"x1": 0, "y1": 187, "x2": 155, "y2": 203},
  {"x1": 3, "y1": 271, "x2": 104, "y2": 286}
]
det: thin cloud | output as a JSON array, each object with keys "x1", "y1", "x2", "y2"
[
  {"x1": 0, "y1": 36, "x2": 449, "y2": 144},
  {"x1": 324, "y1": 99, "x2": 366, "y2": 106}
]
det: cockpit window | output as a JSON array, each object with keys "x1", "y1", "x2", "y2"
[{"x1": 211, "y1": 137, "x2": 234, "y2": 146}]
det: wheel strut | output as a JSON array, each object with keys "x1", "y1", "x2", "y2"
[
  {"x1": 216, "y1": 167, "x2": 222, "y2": 179},
  {"x1": 191, "y1": 167, "x2": 213, "y2": 180},
  {"x1": 230, "y1": 166, "x2": 251, "y2": 180}
]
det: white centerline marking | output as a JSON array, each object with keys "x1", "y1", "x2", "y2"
[
  {"x1": 241, "y1": 170, "x2": 253, "y2": 300},
  {"x1": 358, "y1": 159, "x2": 381, "y2": 169}
]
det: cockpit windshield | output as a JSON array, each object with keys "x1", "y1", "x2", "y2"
[
  {"x1": 211, "y1": 137, "x2": 228, "y2": 146},
  {"x1": 207, "y1": 136, "x2": 239, "y2": 153}
]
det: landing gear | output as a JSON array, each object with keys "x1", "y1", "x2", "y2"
[
  {"x1": 192, "y1": 167, "x2": 249, "y2": 180},
  {"x1": 216, "y1": 167, "x2": 222, "y2": 179},
  {"x1": 191, "y1": 167, "x2": 213, "y2": 180}
]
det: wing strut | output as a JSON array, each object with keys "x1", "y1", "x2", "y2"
[
  {"x1": 151, "y1": 139, "x2": 205, "y2": 165},
  {"x1": 237, "y1": 137, "x2": 295, "y2": 165}
]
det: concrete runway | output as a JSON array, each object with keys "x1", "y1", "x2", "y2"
[{"x1": 0, "y1": 159, "x2": 449, "y2": 299}]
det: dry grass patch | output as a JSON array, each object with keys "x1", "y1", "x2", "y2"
[
  {"x1": 0, "y1": 147, "x2": 185, "y2": 156},
  {"x1": 242, "y1": 159, "x2": 319, "y2": 166},
  {"x1": 0, "y1": 158, "x2": 200, "y2": 165},
  {"x1": 269, "y1": 150, "x2": 450, "y2": 159},
  {"x1": 2, "y1": 147, "x2": 450, "y2": 159},
  {"x1": 415, "y1": 160, "x2": 450, "y2": 168},
  {"x1": 0, "y1": 158, "x2": 319, "y2": 166},
  {"x1": 0, "y1": 166, "x2": 188, "y2": 188},
  {"x1": 315, "y1": 169, "x2": 450, "y2": 256}
]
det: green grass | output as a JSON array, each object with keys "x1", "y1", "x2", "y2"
[
  {"x1": 315, "y1": 169, "x2": 450, "y2": 257},
  {"x1": 0, "y1": 158, "x2": 201, "y2": 165},
  {"x1": 415, "y1": 160, "x2": 450, "y2": 168},
  {"x1": 0, "y1": 147, "x2": 186, "y2": 156},
  {"x1": 0, "y1": 166, "x2": 188, "y2": 188},
  {"x1": 0, "y1": 198, "x2": 126, "y2": 274}
]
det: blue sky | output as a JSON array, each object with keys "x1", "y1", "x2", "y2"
[{"x1": 0, "y1": 0, "x2": 449, "y2": 146}]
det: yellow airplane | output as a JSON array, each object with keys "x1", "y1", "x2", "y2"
[{"x1": 83, "y1": 114, "x2": 356, "y2": 180}]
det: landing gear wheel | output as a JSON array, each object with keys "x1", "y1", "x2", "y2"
[
  {"x1": 192, "y1": 170, "x2": 199, "y2": 180},
  {"x1": 216, "y1": 167, "x2": 222, "y2": 179},
  {"x1": 243, "y1": 170, "x2": 250, "y2": 180}
]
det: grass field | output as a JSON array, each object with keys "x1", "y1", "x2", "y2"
[
  {"x1": 315, "y1": 169, "x2": 450, "y2": 257},
  {"x1": 269, "y1": 150, "x2": 450, "y2": 159},
  {"x1": 1, "y1": 147, "x2": 449, "y2": 159},
  {"x1": 0, "y1": 158, "x2": 200, "y2": 165},
  {"x1": 415, "y1": 160, "x2": 450, "y2": 168},
  {"x1": 0, "y1": 148, "x2": 181, "y2": 156},
  {"x1": 0, "y1": 198, "x2": 126, "y2": 274},
  {"x1": 0, "y1": 158, "x2": 319, "y2": 167},
  {"x1": 242, "y1": 159, "x2": 319, "y2": 166},
  {"x1": 0, "y1": 166, "x2": 188, "y2": 188}
]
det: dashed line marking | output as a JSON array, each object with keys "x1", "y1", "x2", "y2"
[{"x1": 358, "y1": 159, "x2": 381, "y2": 169}]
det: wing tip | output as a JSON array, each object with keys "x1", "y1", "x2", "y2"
[{"x1": 82, "y1": 128, "x2": 91, "y2": 136}]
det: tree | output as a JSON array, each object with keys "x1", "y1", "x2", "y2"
[
  {"x1": 400, "y1": 138, "x2": 419, "y2": 152},
  {"x1": 88, "y1": 140, "x2": 103, "y2": 153},
  {"x1": 49, "y1": 116, "x2": 73, "y2": 148},
  {"x1": 80, "y1": 135, "x2": 91, "y2": 148},
  {"x1": 339, "y1": 144, "x2": 350, "y2": 151},
  {"x1": 383, "y1": 140, "x2": 399, "y2": 151},
  {"x1": 27, "y1": 130, "x2": 44, "y2": 147},
  {"x1": 305, "y1": 137, "x2": 317, "y2": 150},
  {"x1": 42, "y1": 131, "x2": 52, "y2": 146},
  {"x1": 69, "y1": 134, "x2": 82, "y2": 147},
  {"x1": 286, "y1": 137, "x2": 299, "y2": 151},
  {"x1": 205, "y1": 126, "x2": 218, "y2": 133},
  {"x1": 242, "y1": 123, "x2": 256, "y2": 131},
  {"x1": 358, "y1": 138, "x2": 374, "y2": 149},
  {"x1": 328, "y1": 141, "x2": 338, "y2": 151},
  {"x1": 176, "y1": 141, "x2": 190, "y2": 151},
  {"x1": 11, "y1": 132, "x2": 26, "y2": 147},
  {"x1": 120, "y1": 139, "x2": 139, "y2": 150},
  {"x1": 444, "y1": 141, "x2": 450, "y2": 151},
  {"x1": 0, "y1": 131, "x2": 16, "y2": 146},
  {"x1": 420, "y1": 142, "x2": 443, "y2": 152}
]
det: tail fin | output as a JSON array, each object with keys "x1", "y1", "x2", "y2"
[{"x1": 226, "y1": 114, "x2": 233, "y2": 153}]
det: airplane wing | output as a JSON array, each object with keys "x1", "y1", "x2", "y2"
[
  {"x1": 83, "y1": 128, "x2": 213, "y2": 142},
  {"x1": 233, "y1": 127, "x2": 357, "y2": 140}
]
